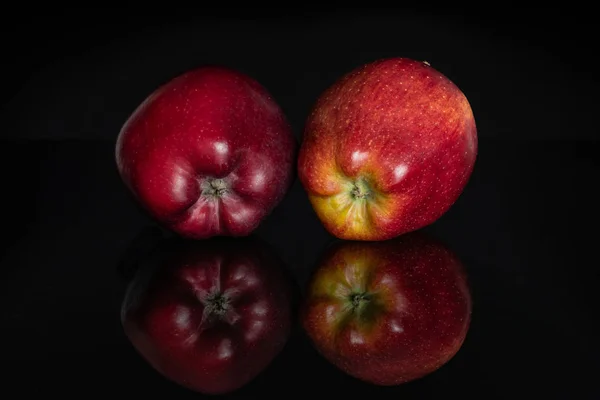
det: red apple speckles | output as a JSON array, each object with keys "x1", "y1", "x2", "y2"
[
  {"x1": 301, "y1": 232, "x2": 471, "y2": 385},
  {"x1": 298, "y1": 58, "x2": 477, "y2": 240},
  {"x1": 116, "y1": 66, "x2": 296, "y2": 239}
]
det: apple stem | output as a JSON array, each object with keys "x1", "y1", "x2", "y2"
[
  {"x1": 201, "y1": 178, "x2": 228, "y2": 198},
  {"x1": 204, "y1": 292, "x2": 230, "y2": 316},
  {"x1": 350, "y1": 181, "x2": 370, "y2": 200},
  {"x1": 350, "y1": 292, "x2": 370, "y2": 310}
]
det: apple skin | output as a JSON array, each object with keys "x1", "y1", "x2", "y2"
[
  {"x1": 121, "y1": 236, "x2": 292, "y2": 395},
  {"x1": 301, "y1": 232, "x2": 471, "y2": 385},
  {"x1": 116, "y1": 66, "x2": 296, "y2": 239},
  {"x1": 298, "y1": 58, "x2": 477, "y2": 240}
]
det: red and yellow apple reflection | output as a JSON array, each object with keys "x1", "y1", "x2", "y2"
[{"x1": 301, "y1": 232, "x2": 471, "y2": 385}]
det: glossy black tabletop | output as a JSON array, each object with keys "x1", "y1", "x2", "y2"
[
  {"x1": 1, "y1": 9, "x2": 599, "y2": 399},
  {"x1": 1, "y1": 138, "x2": 598, "y2": 397}
]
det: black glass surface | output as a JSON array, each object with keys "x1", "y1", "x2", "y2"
[{"x1": 1, "y1": 10, "x2": 598, "y2": 399}]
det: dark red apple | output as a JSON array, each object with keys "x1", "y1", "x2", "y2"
[
  {"x1": 121, "y1": 237, "x2": 292, "y2": 394},
  {"x1": 301, "y1": 232, "x2": 471, "y2": 385},
  {"x1": 298, "y1": 57, "x2": 477, "y2": 240},
  {"x1": 116, "y1": 66, "x2": 296, "y2": 239}
]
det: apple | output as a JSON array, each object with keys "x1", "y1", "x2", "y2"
[
  {"x1": 298, "y1": 58, "x2": 477, "y2": 240},
  {"x1": 121, "y1": 236, "x2": 293, "y2": 394},
  {"x1": 301, "y1": 232, "x2": 471, "y2": 385},
  {"x1": 116, "y1": 66, "x2": 296, "y2": 239}
]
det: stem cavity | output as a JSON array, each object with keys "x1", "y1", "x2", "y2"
[
  {"x1": 349, "y1": 292, "x2": 370, "y2": 311},
  {"x1": 350, "y1": 179, "x2": 371, "y2": 200},
  {"x1": 201, "y1": 178, "x2": 228, "y2": 198},
  {"x1": 204, "y1": 292, "x2": 230, "y2": 316}
]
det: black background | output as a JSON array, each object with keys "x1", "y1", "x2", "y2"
[{"x1": 1, "y1": 8, "x2": 598, "y2": 398}]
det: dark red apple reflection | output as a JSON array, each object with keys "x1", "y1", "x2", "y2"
[
  {"x1": 121, "y1": 236, "x2": 292, "y2": 394},
  {"x1": 301, "y1": 232, "x2": 471, "y2": 385}
]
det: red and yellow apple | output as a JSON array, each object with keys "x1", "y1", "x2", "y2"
[
  {"x1": 301, "y1": 232, "x2": 471, "y2": 385},
  {"x1": 121, "y1": 237, "x2": 292, "y2": 394},
  {"x1": 298, "y1": 58, "x2": 477, "y2": 240}
]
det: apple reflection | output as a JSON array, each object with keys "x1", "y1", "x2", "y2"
[
  {"x1": 301, "y1": 231, "x2": 471, "y2": 386},
  {"x1": 121, "y1": 236, "x2": 292, "y2": 395}
]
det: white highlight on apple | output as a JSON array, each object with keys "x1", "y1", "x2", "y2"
[
  {"x1": 231, "y1": 265, "x2": 258, "y2": 288},
  {"x1": 393, "y1": 163, "x2": 408, "y2": 183},
  {"x1": 229, "y1": 207, "x2": 252, "y2": 225},
  {"x1": 325, "y1": 304, "x2": 338, "y2": 324},
  {"x1": 389, "y1": 319, "x2": 404, "y2": 333},
  {"x1": 251, "y1": 301, "x2": 268, "y2": 317},
  {"x1": 213, "y1": 141, "x2": 229, "y2": 156},
  {"x1": 379, "y1": 275, "x2": 394, "y2": 286},
  {"x1": 351, "y1": 150, "x2": 368, "y2": 165},
  {"x1": 172, "y1": 169, "x2": 189, "y2": 202},
  {"x1": 174, "y1": 305, "x2": 192, "y2": 329},
  {"x1": 251, "y1": 170, "x2": 266, "y2": 191},
  {"x1": 217, "y1": 338, "x2": 234, "y2": 360},
  {"x1": 350, "y1": 329, "x2": 365, "y2": 345},
  {"x1": 245, "y1": 320, "x2": 264, "y2": 341}
]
